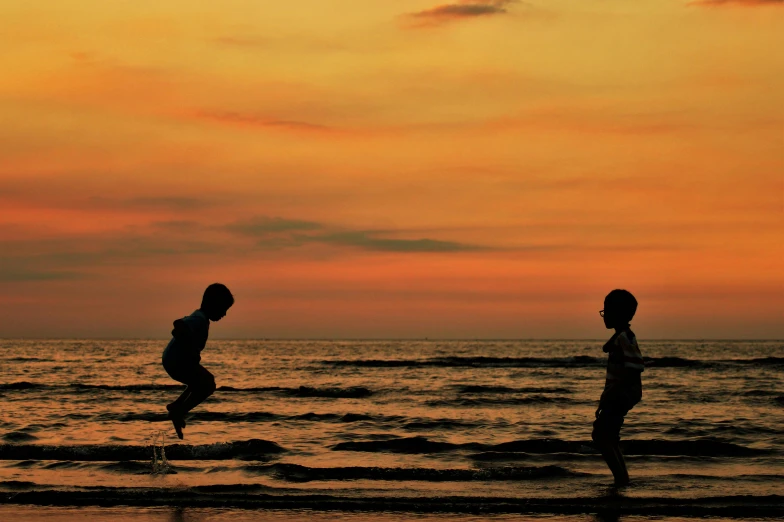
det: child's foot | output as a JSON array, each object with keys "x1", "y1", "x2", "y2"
[
  {"x1": 613, "y1": 476, "x2": 630, "y2": 488},
  {"x1": 169, "y1": 414, "x2": 185, "y2": 439},
  {"x1": 166, "y1": 404, "x2": 187, "y2": 427},
  {"x1": 171, "y1": 418, "x2": 184, "y2": 439},
  {"x1": 166, "y1": 406, "x2": 186, "y2": 439}
]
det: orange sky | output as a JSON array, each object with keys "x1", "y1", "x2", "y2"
[{"x1": 1, "y1": 0, "x2": 782, "y2": 338}]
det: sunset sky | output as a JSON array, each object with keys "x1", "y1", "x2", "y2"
[{"x1": 1, "y1": 0, "x2": 782, "y2": 339}]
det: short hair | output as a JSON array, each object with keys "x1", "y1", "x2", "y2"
[
  {"x1": 604, "y1": 289, "x2": 637, "y2": 323},
  {"x1": 202, "y1": 283, "x2": 234, "y2": 310}
]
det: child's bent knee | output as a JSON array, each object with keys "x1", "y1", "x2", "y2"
[{"x1": 192, "y1": 374, "x2": 216, "y2": 396}]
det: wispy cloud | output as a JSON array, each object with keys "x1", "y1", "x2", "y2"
[
  {"x1": 193, "y1": 110, "x2": 335, "y2": 134},
  {"x1": 211, "y1": 35, "x2": 350, "y2": 53},
  {"x1": 690, "y1": 0, "x2": 782, "y2": 5},
  {"x1": 0, "y1": 231, "x2": 219, "y2": 285},
  {"x1": 405, "y1": 0, "x2": 518, "y2": 28},
  {"x1": 0, "y1": 267, "x2": 85, "y2": 283},
  {"x1": 212, "y1": 36, "x2": 270, "y2": 48},
  {"x1": 0, "y1": 179, "x2": 233, "y2": 215},
  {"x1": 99, "y1": 196, "x2": 219, "y2": 211},
  {"x1": 226, "y1": 216, "x2": 323, "y2": 235},
  {"x1": 316, "y1": 231, "x2": 482, "y2": 253},
  {"x1": 0, "y1": 215, "x2": 486, "y2": 286},
  {"x1": 226, "y1": 216, "x2": 484, "y2": 253}
]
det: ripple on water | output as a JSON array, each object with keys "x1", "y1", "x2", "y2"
[{"x1": 1, "y1": 432, "x2": 39, "y2": 443}]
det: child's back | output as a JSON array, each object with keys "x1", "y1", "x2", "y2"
[{"x1": 162, "y1": 309, "x2": 209, "y2": 369}]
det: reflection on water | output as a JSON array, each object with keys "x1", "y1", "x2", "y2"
[
  {"x1": 0, "y1": 505, "x2": 775, "y2": 522},
  {"x1": 1, "y1": 505, "x2": 609, "y2": 522},
  {"x1": 0, "y1": 339, "x2": 782, "y2": 514}
]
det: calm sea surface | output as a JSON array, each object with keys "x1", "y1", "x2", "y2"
[{"x1": 1, "y1": 339, "x2": 782, "y2": 519}]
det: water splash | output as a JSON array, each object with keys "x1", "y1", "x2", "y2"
[{"x1": 150, "y1": 430, "x2": 171, "y2": 475}]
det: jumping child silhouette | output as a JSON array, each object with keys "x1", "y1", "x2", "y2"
[
  {"x1": 592, "y1": 289, "x2": 644, "y2": 486},
  {"x1": 162, "y1": 283, "x2": 234, "y2": 439}
]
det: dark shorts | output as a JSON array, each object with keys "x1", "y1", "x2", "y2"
[
  {"x1": 592, "y1": 404, "x2": 629, "y2": 444},
  {"x1": 162, "y1": 354, "x2": 213, "y2": 388}
]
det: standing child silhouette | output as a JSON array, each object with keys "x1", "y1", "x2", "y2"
[
  {"x1": 162, "y1": 283, "x2": 234, "y2": 439},
  {"x1": 592, "y1": 289, "x2": 644, "y2": 486}
]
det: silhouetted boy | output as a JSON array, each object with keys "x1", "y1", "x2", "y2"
[
  {"x1": 592, "y1": 289, "x2": 644, "y2": 486},
  {"x1": 162, "y1": 283, "x2": 234, "y2": 439}
]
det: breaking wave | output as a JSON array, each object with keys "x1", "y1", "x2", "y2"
[
  {"x1": 242, "y1": 462, "x2": 585, "y2": 482},
  {"x1": 0, "y1": 439, "x2": 285, "y2": 461},
  {"x1": 321, "y1": 356, "x2": 784, "y2": 369},
  {"x1": 0, "y1": 382, "x2": 373, "y2": 398},
  {"x1": 332, "y1": 436, "x2": 772, "y2": 457}
]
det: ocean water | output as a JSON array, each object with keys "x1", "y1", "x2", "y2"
[{"x1": 0, "y1": 339, "x2": 782, "y2": 519}]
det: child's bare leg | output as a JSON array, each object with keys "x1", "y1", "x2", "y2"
[
  {"x1": 166, "y1": 390, "x2": 189, "y2": 440},
  {"x1": 179, "y1": 366, "x2": 216, "y2": 415},
  {"x1": 167, "y1": 390, "x2": 189, "y2": 429},
  {"x1": 167, "y1": 388, "x2": 190, "y2": 415},
  {"x1": 592, "y1": 410, "x2": 630, "y2": 486},
  {"x1": 164, "y1": 365, "x2": 215, "y2": 439},
  {"x1": 597, "y1": 440, "x2": 629, "y2": 486},
  {"x1": 596, "y1": 441, "x2": 620, "y2": 481},
  {"x1": 611, "y1": 444, "x2": 629, "y2": 486},
  {"x1": 179, "y1": 382, "x2": 216, "y2": 414}
]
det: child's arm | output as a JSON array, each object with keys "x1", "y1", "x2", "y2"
[
  {"x1": 172, "y1": 319, "x2": 194, "y2": 345},
  {"x1": 597, "y1": 389, "x2": 614, "y2": 415}
]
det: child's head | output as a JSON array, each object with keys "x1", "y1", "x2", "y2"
[
  {"x1": 201, "y1": 283, "x2": 234, "y2": 321},
  {"x1": 602, "y1": 289, "x2": 637, "y2": 329}
]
